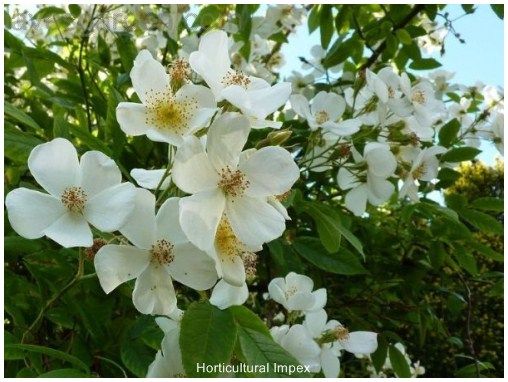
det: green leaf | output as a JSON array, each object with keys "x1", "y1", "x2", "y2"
[
  {"x1": 180, "y1": 301, "x2": 237, "y2": 377},
  {"x1": 193, "y1": 5, "x2": 221, "y2": 27},
  {"x1": 441, "y1": 147, "x2": 481, "y2": 162},
  {"x1": 371, "y1": 336, "x2": 388, "y2": 373},
  {"x1": 461, "y1": 4, "x2": 476, "y2": 14},
  {"x1": 324, "y1": 35, "x2": 361, "y2": 68},
  {"x1": 388, "y1": 344, "x2": 411, "y2": 377},
  {"x1": 319, "y1": 5, "x2": 334, "y2": 49},
  {"x1": 470, "y1": 241, "x2": 503, "y2": 262},
  {"x1": 307, "y1": 5, "x2": 321, "y2": 33},
  {"x1": 453, "y1": 249, "x2": 478, "y2": 275},
  {"x1": 5, "y1": 124, "x2": 43, "y2": 163},
  {"x1": 436, "y1": 167, "x2": 461, "y2": 189},
  {"x1": 229, "y1": 306, "x2": 270, "y2": 337},
  {"x1": 68, "y1": 4, "x2": 81, "y2": 18},
  {"x1": 5, "y1": 102, "x2": 42, "y2": 131},
  {"x1": 491, "y1": 4, "x2": 503, "y2": 19},
  {"x1": 470, "y1": 197, "x2": 504, "y2": 212},
  {"x1": 236, "y1": 327, "x2": 309, "y2": 377},
  {"x1": 37, "y1": 369, "x2": 89, "y2": 378},
  {"x1": 455, "y1": 361, "x2": 494, "y2": 377},
  {"x1": 115, "y1": 32, "x2": 137, "y2": 73},
  {"x1": 409, "y1": 58, "x2": 442, "y2": 70},
  {"x1": 5, "y1": 344, "x2": 89, "y2": 372},
  {"x1": 120, "y1": 333, "x2": 154, "y2": 377},
  {"x1": 334, "y1": 5, "x2": 351, "y2": 34},
  {"x1": 52, "y1": 105, "x2": 69, "y2": 139},
  {"x1": 438, "y1": 119, "x2": 461, "y2": 147},
  {"x1": 395, "y1": 29, "x2": 413, "y2": 45},
  {"x1": 293, "y1": 237, "x2": 367, "y2": 275},
  {"x1": 458, "y1": 208, "x2": 503, "y2": 235},
  {"x1": 33, "y1": 6, "x2": 66, "y2": 20}
]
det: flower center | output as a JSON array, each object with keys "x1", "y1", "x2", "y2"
[
  {"x1": 145, "y1": 88, "x2": 197, "y2": 133},
  {"x1": 412, "y1": 90, "x2": 426, "y2": 105},
  {"x1": 315, "y1": 110, "x2": 329, "y2": 125},
  {"x1": 169, "y1": 58, "x2": 191, "y2": 84},
  {"x1": 221, "y1": 70, "x2": 251, "y2": 88},
  {"x1": 217, "y1": 166, "x2": 249, "y2": 198},
  {"x1": 285, "y1": 285, "x2": 298, "y2": 299},
  {"x1": 388, "y1": 86, "x2": 395, "y2": 98},
  {"x1": 150, "y1": 239, "x2": 174, "y2": 266},
  {"x1": 334, "y1": 325, "x2": 350, "y2": 341},
  {"x1": 215, "y1": 217, "x2": 250, "y2": 263},
  {"x1": 243, "y1": 252, "x2": 258, "y2": 280},
  {"x1": 412, "y1": 163, "x2": 427, "y2": 180},
  {"x1": 61, "y1": 186, "x2": 87, "y2": 213}
]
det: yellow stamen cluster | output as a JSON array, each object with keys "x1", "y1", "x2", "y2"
[
  {"x1": 284, "y1": 285, "x2": 298, "y2": 299},
  {"x1": 221, "y1": 70, "x2": 251, "y2": 88},
  {"x1": 275, "y1": 190, "x2": 291, "y2": 202},
  {"x1": 315, "y1": 110, "x2": 330, "y2": 125},
  {"x1": 61, "y1": 186, "x2": 87, "y2": 213},
  {"x1": 334, "y1": 325, "x2": 350, "y2": 341},
  {"x1": 215, "y1": 217, "x2": 250, "y2": 264},
  {"x1": 388, "y1": 86, "x2": 395, "y2": 98},
  {"x1": 217, "y1": 166, "x2": 249, "y2": 198},
  {"x1": 145, "y1": 88, "x2": 197, "y2": 134},
  {"x1": 169, "y1": 58, "x2": 191, "y2": 89},
  {"x1": 242, "y1": 252, "x2": 258, "y2": 280},
  {"x1": 412, "y1": 90, "x2": 426, "y2": 104},
  {"x1": 150, "y1": 239, "x2": 174, "y2": 266},
  {"x1": 412, "y1": 163, "x2": 427, "y2": 180}
]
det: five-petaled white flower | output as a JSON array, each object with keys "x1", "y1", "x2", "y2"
[
  {"x1": 303, "y1": 309, "x2": 378, "y2": 378},
  {"x1": 172, "y1": 112, "x2": 300, "y2": 251},
  {"x1": 189, "y1": 30, "x2": 292, "y2": 128},
  {"x1": 94, "y1": 189, "x2": 218, "y2": 316},
  {"x1": 116, "y1": 50, "x2": 217, "y2": 146},
  {"x1": 268, "y1": 272, "x2": 326, "y2": 313},
  {"x1": 5, "y1": 138, "x2": 136, "y2": 248}
]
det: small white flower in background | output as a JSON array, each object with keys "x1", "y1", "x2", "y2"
[
  {"x1": 399, "y1": 145, "x2": 446, "y2": 202},
  {"x1": 301, "y1": 45, "x2": 342, "y2": 77},
  {"x1": 189, "y1": 30, "x2": 292, "y2": 129},
  {"x1": 116, "y1": 50, "x2": 217, "y2": 146},
  {"x1": 344, "y1": 86, "x2": 387, "y2": 126},
  {"x1": 210, "y1": 279, "x2": 249, "y2": 310},
  {"x1": 172, "y1": 112, "x2": 300, "y2": 251},
  {"x1": 94, "y1": 190, "x2": 218, "y2": 316},
  {"x1": 337, "y1": 142, "x2": 396, "y2": 216},
  {"x1": 5, "y1": 138, "x2": 136, "y2": 248},
  {"x1": 270, "y1": 324, "x2": 321, "y2": 373},
  {"x1": 428, "y1": 69, "x2": 456, "y2": 98},
  {"x1": 379, "y1": 342, "x2": 425, "y2": 378},
  {"x1": 136, "y1": 30, "x2": 167, "y2": 57},
  {"x1": 130, "y1": 168, "x2": 171, "y2": 190},
  {"x1": 489, "y1": 112, "x2": 504, "y2": 155},
  {"x1": 303, "y1": 309, "x2": 378, "y2": 378},
  {"x1": 366, "y1": 67, "x2": 402, "y2": 105},
  {"x1": 147, "y1": 310, "x2": 185, "y2": 377},
  {"x1": 290, "y1": 91, "x2": 361, "y2": 136},
  {"x1": 268, "y1": 272, "x2": 326, "y2": 313}
]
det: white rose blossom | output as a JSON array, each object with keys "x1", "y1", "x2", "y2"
[
  {"x1": 5, "y1": 138, "x2": 136, "y2": 248},
  {"x1": 94, "y1": 190, "x2": 218, "y2": 316},
  {"x1": 268, "y1": 272, "x2": 326, "y2": 313}
]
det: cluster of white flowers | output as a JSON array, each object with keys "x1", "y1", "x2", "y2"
[
  {"x1": 362, "y1": 342, "x2": 426, "y2": 378},
  {"x1": 266, "y1": 272, "x2": 378, "y2": 378}
]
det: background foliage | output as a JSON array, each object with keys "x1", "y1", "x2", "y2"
[{"x1": 4, "y1": 4, "x2": 504, "y2": 378}]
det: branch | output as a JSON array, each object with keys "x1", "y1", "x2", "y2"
[{"x1": 358, "y1": 4, "x2": 426, "y2": 71}]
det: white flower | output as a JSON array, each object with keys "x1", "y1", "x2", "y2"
[
  {"x1": 172, "y1": 112, "x2": 300, "y2": 250},
  {"x1": 399, "y1": 145, "x2": 446, "y2": 201},
  {"x1": 116, "y1": 50, "x2": 216, "y2": 146},
  {"x1": 210, "y1": 279, "x2": 249, "y2": 309},
  {"x1": 5, "y1": 138, "x2": 136, "y2": 248},
  {"x1": 490, "y1": 112, "x2": 504, "y2": 155},
  {"x1": 428, "y1": 69, "x2": 456, "y2": 98},
  {"x1": 94, "y1": 190, "x2": 218, "y2": 316},
  {"x1": 302, "y1": 45, "x2": 342, "y2": 77},
  {"x1": 189, "y1": 30, "x2": 292, "y2": 128},
  {"x1": 270, "y1": 324, "x2": 321, "y2": 372},
  {"x1": 344, "y1": 87, "x2": 387, "y2": 126},
  {"x1": 366, "y1": 67, "x2": 402, "y2": 104},
  {"x1": 136, "y1": 30, "x2": 167, "y2": 56},
  {"x1": 147, "y1": 312, "x2": 185, "y2": 377},
  {"x1": 291, "y1": 91, "x2": 361, "y2": 136},
  {"x1": 268, "y1": 272, "x2": 326, "y2": 313},
  {"x1": 303, "y1": 309, "x2": 378, "y2": 378},
  {"x1": 337, "y1": 142, "x2": 396, "y2": 216},
  {"x1": 131, "y1": 168, "x2": 171, "y2": 190}
]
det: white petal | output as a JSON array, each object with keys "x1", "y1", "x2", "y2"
[
  {"x1": 130, "y1": 50, "x2": 169, "y2": 104},
  {"x1": 28, "y1": 138, "x2": 80, "y2": 197},
  {"x1": 5, "y1": 188, "x2": 65, "y2": 239},
  {"x1": 133, "y1": 263, "x2": 177, "y2": 316},
  {"x1": 365, "y1": 146, "x2": 396, "y2": 178},
  {"x1": 280, "y1": 325, "x2": 321, "y2": 371},
  {"x1": 241, "y1": 146, "x2": 299, "y2": 197},
  {"x1": 311, "y1": 91, "x2": 345, "y2": 121},
  {"x1": 156, "y1": 197, "x2": 188, "y2": 245},
  {"x1": 218, "y1": 254, "x2": 246, "y2": 287},
  {"x1": 146, "y1": 350, "x2": 172, "y2": 378},
  {"x1": 44, "y1": 212, "x2": 93, "y2": 248},
  {"x1": 337, "y1": 167, "x2": 360, "y2": 190},
  {"x1": 175, "y1": 84, "x2": 216, "y2": 131},
  {"x1": 341, "y1": 331, "x2": 378, "y2": 354},
  {"x1": 321, "y1": 347, "x2": 341, "y2": 378},
  {"x1": 159, "y1": 330, "x2": 184, "y2": 376},
  {"x1": 267, "y1": 278, "x2": 287, "y2": 306},
  {"x1": 367, "y1": 176, "x2": 394, "y2": 205},
  {"x1": 119, "y1": 188, "x2": 156, "y2": 250},
  {"x1": 79, "y1": 151, "x2": 121, "y2": 197},
  {"x1": 268, "y1": 197, "x2": 290, "y2": 220},
  {"x1": 206, "y1": 112, "x2": 251, "y2": 171},
  {"x1": 145, "y1": 127, "x2": 185, "y2": 146},
  {"x1": 303, "y1": 309, "x2": 328, "y2": 338},
  {"x1": 287, "y1": 292, "x2": 316, "y2": 311},
  {"x1": 286, "y1": 272, "x2": 314, "y2": 293},
  {"x1": 172, "y1": 136, "x2": 219, "y2": 194},
  {"x1": 323, "y1": 119, "x2": 361, "y2": 136},
  {"x1": 290, "y1": 94, "x2": 312, "y2": 120},
  {"x1": 94, "y1": 244, "x2": 150, "y2": 294},
  {"x1": 345, "y1": 185, "x2": 368, "y2": 216},
  {"x1": 116, "y1": 102, "x2": 150, "y2": 136},
  {"x1": 226, "y1": 196, "x2": 285, "y2": 247},
  {"x1": 179, "y1": 189, "x2": 226, "y2": 251},
  {"x1": 309, "y1": 288, "x2": 327, "y2": 311},
  {"x1": 85, "y1": 182, "x2": 136, "y2": 232},
  {"x1": 131, "y1": 168, "x2": 171, "y2": 190},
  {"x1": 210, "y1": 279, "x2": 248, "y2": 310},
  {"x1": 167, "y1": 242, "x2": 218, "y2": 290},
  {"x1": 249, "y1": 117, "x2": 283, "y2": 130}
]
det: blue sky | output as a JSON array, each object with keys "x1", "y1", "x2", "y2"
[{"x1": 279, "y1": 4, "x2": 504, "y2": 165}]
